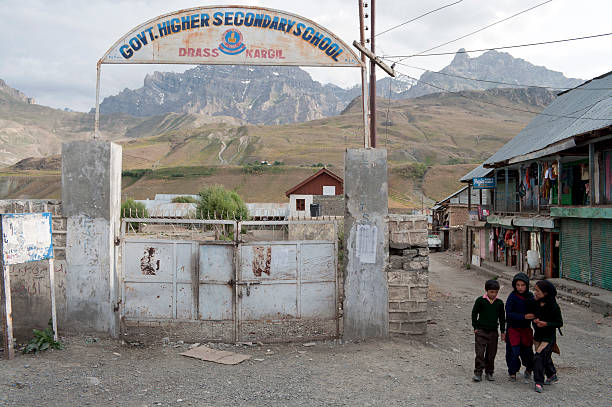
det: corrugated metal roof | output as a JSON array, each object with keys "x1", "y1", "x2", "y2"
[
  {"x1": 435, "y1": 186, "x2": 468, "y2": 205},
  {"x1": 135, "y1": 201, "x2": 196, "y2": 217},
  {"x1": 484, "y1": 71, "x2": 612, "y2": 166},
  {"x1": 154, "y1": 194, "x2": 199, "y2": 201},
  {"x1": 460, "y1": 164, "x2": 493, "y2": 182}
]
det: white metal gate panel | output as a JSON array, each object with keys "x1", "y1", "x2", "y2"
[
  {"x1": 237, "y1": 241, "x2": 337, "y2": 341},
  {"x1": 122, "y1": 239, "x2": 197, "y2": 320},
  {"x1": 198, "y1": 244, "x2": 234, "y2": 321}
]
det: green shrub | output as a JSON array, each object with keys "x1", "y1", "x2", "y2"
[
  {"x1": 148, "y1": 166, "x2": 215, "y2": 179},
  {"x1": 122, "y1": 169, "x2": 152, "y2": 178},
  {"x1": 241, "y1": 163, "x2": 284, "y2": 174},
  {"x1": 121, "y1": 198, "x2": 149, "y2": 230},
  {"x1": 171, "y1": 196, "x2": 197, "y2": 203},
  {"x1": 196, "y1": 186, "x2": 249, "y2": 220},
  {"x1": 121, "y1": 198, "x2": 148, "y2": 218}
]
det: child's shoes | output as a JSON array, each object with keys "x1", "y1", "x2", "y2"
[{"x1": 544, "y1": 374, "x2": 558, "y2": 385}]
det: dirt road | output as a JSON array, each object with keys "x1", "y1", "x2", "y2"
[{"x1": 1, "y1": 252, "x2": 610, "y2": 406}]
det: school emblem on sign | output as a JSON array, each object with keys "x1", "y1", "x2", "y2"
[{"x1": 218, "y1": 29, "x2": 246, "y2": 55}]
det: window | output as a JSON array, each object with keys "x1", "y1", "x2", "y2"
[
  {"x1": 296, "y1": 199, "x2": 305, "y2": 211},
  {"x1": 323, "y1": 186, "x2": 336, "y2": 195}
]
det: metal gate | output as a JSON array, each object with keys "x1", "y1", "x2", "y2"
[
  {"x1": 237, "y1": 241, "x2": 338, "y2": 341},
  {"x1": 119, "y1": 218, "x2": 339, "y2": 342},
  {"x1": 561, "y1": 218, "x2": 590, "y2": 283},
  {"x1": 588, "y1": 219, "x2": 612, "y2": 290}
]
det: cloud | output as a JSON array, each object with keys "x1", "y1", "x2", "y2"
[{"x1": 0, "y1": 0, "x2": 610, "y2": 111}]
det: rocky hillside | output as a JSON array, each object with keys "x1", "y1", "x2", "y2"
[
  {"x1": 0, "y1": 79, "x2": 31, "y2": 103},
  {"x1": 99, "y1": 66, "x2": 357, "y2": 125},
  {"x1": 401, "y1": 49, "x2": 583, "y2": 98}
]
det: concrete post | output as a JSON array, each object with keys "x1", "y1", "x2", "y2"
[
  {"x1": 62, "y1": 141, "x2": 121, "y2": 336},
  {"x1": 343, "y1": 148, "x2": 388, "y2": 339}
]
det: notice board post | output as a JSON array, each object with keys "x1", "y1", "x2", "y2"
[
  {"x1": 343, "y1": 148, "x2": 389, "y2": 339},
  {"x1": 0, "y1": 213, "x2": 55, "y2": 360}
]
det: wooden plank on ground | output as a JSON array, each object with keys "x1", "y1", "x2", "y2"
[{"x1": 180, "y1": 345, "x2": 250, "y2": 365}]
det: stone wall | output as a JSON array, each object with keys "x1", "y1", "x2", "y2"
[
  {"x1": 387, "y1": 214, "x2": 429, "y2": 335},
  {"x1": 288, "y1": 220, "x2": 339, "y2": 241},
  {"x1": 0, "y1": 199, "x2": 67, "y2": 339},
  {"x1": 312, "y1": 195, "x2": 344, "y2": 217}
]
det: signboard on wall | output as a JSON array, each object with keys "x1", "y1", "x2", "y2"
[
  {"x1": 100, "y1": 6, "x2": 362, "y2": 67},
  {"x1": 473, "y1": 177, "x2": 496, "y2": 189},
  {"x1": 0, "y1": 213, "x2": 53, "y2": 265}
]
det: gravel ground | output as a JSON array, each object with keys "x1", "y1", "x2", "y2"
[{"x1": 1, "y1": 252, "x2": 610, "y2": 406}]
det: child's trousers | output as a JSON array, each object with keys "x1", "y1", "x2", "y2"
[
  {"x1": 506, "y1": 327, "x2": 534, "y2": 375},
  {"x1": 533, "y1": 342, "x2": 557, "y2": 385},
  {"x1": 474, "y1": 329, "x2": 498, "y2": 375}
]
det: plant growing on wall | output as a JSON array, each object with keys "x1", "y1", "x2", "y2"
[
  {"x1": 22, "y1": 320, "x2": 64, "y2": 354},
  {"x1": 196, "y1": 185, "x2": 249, "y2": 220},
  {"x1": 121, "y1": 198, "x2": 149, "y2": 231},
  {"x1": 171, "y1": 196, "x2": 197, "y2": 203},
  {"x1": 121, "y1": 198, "x2": 148, "y2": 218}
]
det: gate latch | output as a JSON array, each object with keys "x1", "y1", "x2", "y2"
[{"x1": 236, "y1": 281, "x2": 261, "y2": 297}]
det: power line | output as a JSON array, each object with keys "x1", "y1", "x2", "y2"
[
  {"x1": 393, "y1": 68, "x2": 612, "y2": 121},
  {"x1": 376, "y1": 0, "x2": 463, "y2": 37},
  {"x1": 381, "y1": 58, "x2": 612, "y2": 91},
  {"x1": 395, "y1": 0, "x2": 552, "y2": 62},
  {"x1": 385, "y1": 32, "x2": 612, "y2": 58}
]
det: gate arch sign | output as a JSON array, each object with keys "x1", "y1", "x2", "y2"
[{"x1": 94, "y1": 6, "x2": 363, "y2": 138}]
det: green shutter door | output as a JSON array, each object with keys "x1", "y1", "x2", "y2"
[
  {"x1": 561, "y1": 218, "x2": 590, "y2": 284},
  {"x1": 591, "y1": 219, "x2": 612, "y2": 290}
]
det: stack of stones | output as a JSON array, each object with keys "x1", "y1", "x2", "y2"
[{"x1": 387, "y1": 215, "x2": 429, "y2": 335}]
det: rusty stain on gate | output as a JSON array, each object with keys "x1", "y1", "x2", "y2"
[
  {"x1": 140, "y1": 247, "x2": 159, "y2": 275},
  {"x1": 252, "y1": 246, "x2": 271, "y2": 277}
]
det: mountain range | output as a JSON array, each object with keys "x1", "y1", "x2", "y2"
[
  {"x1": 400, "y1": 49, "x2": 583, "y2": 99},
  {"x1": 97, "y1": 49, "x2": 582, "y2": 124}
]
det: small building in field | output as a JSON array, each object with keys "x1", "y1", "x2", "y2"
[{"x1": 285, "y1": 168, "x2": 344, "y2": 219}]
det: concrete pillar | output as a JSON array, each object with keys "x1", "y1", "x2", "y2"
[
  {"x1": 343, "y1": 148, "x2": 388, "y2": 339},
  {"x1": 62, "y1": 141, "x2": 121, "y2": 336}
]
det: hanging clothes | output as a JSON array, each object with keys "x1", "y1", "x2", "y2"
[
  {"x1": 525, "y1": 167, "x2": 531, "y2": 189},
  {"x1": 505, "y1": 230, "x2": 515, "y2": 247}
]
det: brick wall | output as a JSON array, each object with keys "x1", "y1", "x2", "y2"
[
  {"x1": 312, "y1": 195, "x2": 344, "y2": 216},
  {"x1": 387, "y1": 215, "x2": 429, "y2": 335},
  {"x1": 449, "y1": 205, "x2": 469, "y2": 227}
]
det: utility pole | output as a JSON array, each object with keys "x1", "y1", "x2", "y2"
[
  {"x1": 358, "y1": 0, "x2": 370, "y2": 148},
  {"x1": 369, "y1": 0, "x2": 376, "y2": 148}
]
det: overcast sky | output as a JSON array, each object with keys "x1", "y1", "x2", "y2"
[{"x1": 1, "y1": 0, "x2": 610, "y2": 112}]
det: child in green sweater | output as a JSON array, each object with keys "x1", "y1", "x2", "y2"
[{"x1": 471, "y1": 279, "x2": 506, "y2": 382}]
